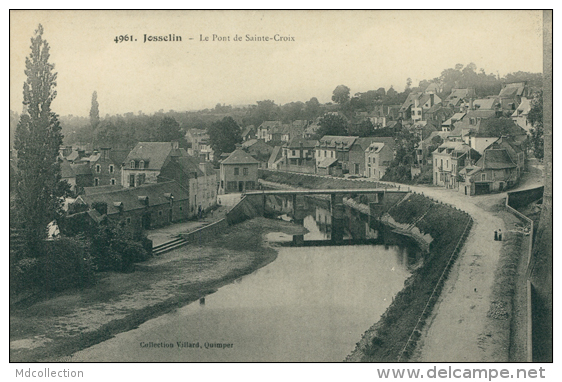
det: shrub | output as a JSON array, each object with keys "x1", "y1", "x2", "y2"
[{"x1": 37, "y1": 237, "x2": 97, "y2": 292}]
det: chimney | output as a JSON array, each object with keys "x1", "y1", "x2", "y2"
[
  {"x1": 469, "y1": 98, "x2": 474, "y2": 111},
  {"x1": 171, "y1": 141, "x2": 179, "y2": 150}
]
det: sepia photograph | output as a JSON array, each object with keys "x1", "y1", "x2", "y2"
[{"x1": 9, "y1": 9, "x2": 552, "y2": 371}]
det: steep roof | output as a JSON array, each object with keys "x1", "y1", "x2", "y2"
[
  {"x1": 365, "y1": 142, "x2": 386, "y2": 153},
  {"x1": 77, "y1": 181, "x2": 189, "y2": 215},
  {"x1": 268, "y1": 146, "x2": 283, "y2": 164},
  {"x1": 476, "y1": 149, "x2": 517, "y2": 169},
  {"x1": 445, "y1": 88, "x2": 475, "y2": 106},
  {"x1": 221, "y1": 149, "x2": 260, "y2": 165},
  {"x1": 353, "y1": 136, "x2": 395, "y2": 152},
  {"x1": 126, "y1": 142, "x2": 183, "y2": 170},
  {"x1": 259, "y1": 121, "x2": 282, "y2": 130},
  {"x1": 318, "y1": 157, "x2": 339, "y2": 168},
  {"x1": 473, "y1": 98, "x2": 499, "y2": 110},
  {"x1": 108, "y1": 149, "x2": 130, "y2": 166},
  {"x1": 286, "y1": 136, "x2": 317, "y2": 149},
  {"x1": 83, "y1": 184, "x2": 125, "y2": 195},
  {"x1": 317, "y1": 135, "x2": 357, "y2": 149},
  {"x1": 241, "y1": 125, "x2": 256, "y2": 137},
  {"x1": 71, "y1": 163, "x2": 92, "y2": 176}
]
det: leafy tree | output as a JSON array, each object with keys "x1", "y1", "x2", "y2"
[
  {"x1": 316, "y1": 113, "x2": 348, "y2": 137},
  {"x1": 349, "y1": 119, "x2": 374, "y2": 137},
  {"x1": 89, "y1": 91, "x2": 99, "y2": 130},
  {"x1": 207, "y1": 116, "x2": 242, "y2": 160},
  {"x1": 155, "y1": 116, "x2": 185, "y2": 146},
  {"x1": 13, "y1": 24, "x2": 70, "y2": 252},
  {"x1": 528, "y1": 93, "x2": 544, "y2": 160},
  {"x1": 304, "y1": 97, "x2": 322, "y2": 120},
  {"x1": 246, "y1": 100, "x2": 280, "y2": 127},
  {"x1": 332, "y1": 85, "x2": 351, "y2": 105}
]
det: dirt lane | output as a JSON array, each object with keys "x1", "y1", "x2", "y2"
[{"x1": 402, "y1": 185, "x2": 509, "y2": 362}]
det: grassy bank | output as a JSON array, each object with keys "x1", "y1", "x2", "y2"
[
  {"x1": 349, "y1": 200, "x2": 471, "y2": 361},
  {"x1": 10, "y1": 218, "x2": 306, "y2": 362}
]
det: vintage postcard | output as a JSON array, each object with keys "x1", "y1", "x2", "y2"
[{"x1": 9, "y1": 9, "x2": 552, "y2": 374}]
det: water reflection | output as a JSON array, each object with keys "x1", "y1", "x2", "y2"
[{"x1": 70, "y1": 245, "x2": 411, "y2": 362}]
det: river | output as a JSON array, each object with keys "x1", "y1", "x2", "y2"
[{"x1": 69, "y1": 202, "x2": 415, "y2": 362}]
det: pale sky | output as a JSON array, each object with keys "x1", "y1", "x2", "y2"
[{"x1": 10, "y1": 10, "x2": 544, "y2": 117}]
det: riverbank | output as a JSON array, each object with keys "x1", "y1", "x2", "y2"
[{"x1": 9, "y1": 217, "x2": 307, "y2": 362}]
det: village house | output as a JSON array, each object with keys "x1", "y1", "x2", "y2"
[
  {"x1": 365, "y1": 141, "x2": 394, "y2": 180},
  {"x1": 60, "y1": 159, "x2": 93, "y2": 193},
  {"x1": 157, "y1": 155, "x2": 218, "y2": 215},
  {"x1": 466, "y1": 117, "x2": 527, "y2": 154},
  {"x1": 268, "y1": 145, "x2": 285, "y2": 170},
  {"x1": 511, "y1": 97, "x2": 533, "y2": 133},
  {"x1": 348, "y1": 137, "x2": 395, "y2": 176},
  {"x1": 317, "y1": 157, "x2": 342, "y2": 176},
  {"x1": 458, "y1": 137, "x2": 525, "y2": 196},
  {"x1": 185, "y1": 129, "x2": 214, "y2": 162},
  {"x1": 443, "y1": 88, "x2": 476, "y2": 111},
  {"x1": 89, "y1": 147, "x2": 129, "y2": 187},
  {"x1": 121, "y1": 141, "x2": 187, "y2": 188},
  {"x1": 73, "y1": 180, "x2": 191, "y2": 234},
  {"x1": 498, "y1": 81, "x2": 531, "y2": 112},
  {"x1": 281, "y1": 137, "x2": 317, "y2": 172},
  {"x1": 241, "y1": 139, "x2": 274, "y2": 166},
  {"x1": 219, "y1": 148, "x2": 260, "y2": 194},
  {"x1": 432, "y1": 141, "x2": 481, "y2": 189},
  {"x1": 241, "y1": 125, "x2": 257, "y2": 141},
  {"x1": 315, "y1": 135, "x2": 357, "y2": 173},
  {"x1": 257, "y1": 121, "x2": 282, "y2": 142}
]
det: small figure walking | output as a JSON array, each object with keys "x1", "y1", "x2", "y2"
[
  {"x1": 494, "y1": 230, "x2": 498, "y2": 241},
  {"x1": 498, "y1": 229, "x2": 502, "y2": 241}
]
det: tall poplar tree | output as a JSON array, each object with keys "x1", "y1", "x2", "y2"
[
  {"x1": 14, "y1": 24, "x2": 69, "y2": 252},
  {"x1": 90, "y1": 91, "x2": 100, "y2": 130}
]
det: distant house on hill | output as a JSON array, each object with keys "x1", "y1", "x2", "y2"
[
  {"x1": 444, "y1": 88, "x2": 476, "y2": 111},
  {"x1": 511, "y1": 97, "x2": 533, "y2": 133},
  {"x1": 498, "y1": 81, "x2": 531, "y2": 112},
  {"x1": 241, "y1": 125, "x2": 256, "y2": 141}
]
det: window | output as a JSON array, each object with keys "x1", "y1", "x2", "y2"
[
  {"x1": 138, "y1": 173, "x2": 145, "y2": 185},
  {"x1": 368, "y1": 157, "x2": 371, "y2": 163},
  {"x1": 292, "y1": 150, "x2": 296, "y2": 156},
  {"x1": 95, "y1": 164, "x2": 101, "y2": 173},
  {"x1": 94, "y1": 178, "x2": 99, "y2": 186},
  {"x1": 227, "y1": 181, "x2": 237, "y2": 190},
  {"x1": 158, "y1": 210, "x2": 163, "y2": 216},
  {"x1": 129, "y1": 174, "x2": 135, "y2": 187},
  {"x1": 130, "y1": 160, "x2": 135, "y2": 169},
  {"x1": 126, "y1": 217, "x2": 131, "y2": 224},
  {"x1": 331, "y1": 151, "x2": 334, "y2": 158},
  {"x1": 481, "y1": 173, "x2": 486, "y2": 181},
  {"x1": 221, "y1": 180, "x2": 224, "y2": 189},
  {"x1": 440, "y1": 159, "x2": 443, "y2": 168},
  {"x1": 109, "y1": 165, "x2": 114, "y2": 173},
  {"x1": 139, "y1": 160, "x2": 145, "y2": 169},
  {"x1": 111, "y1": 178, "x2": 116, "y2": 185},
  {"x1": 243, "y1": 168, "x2": 248, "y2": 175},
  {"x1": 234, "y1": 167, "x2": 239, "y2": 175}
]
